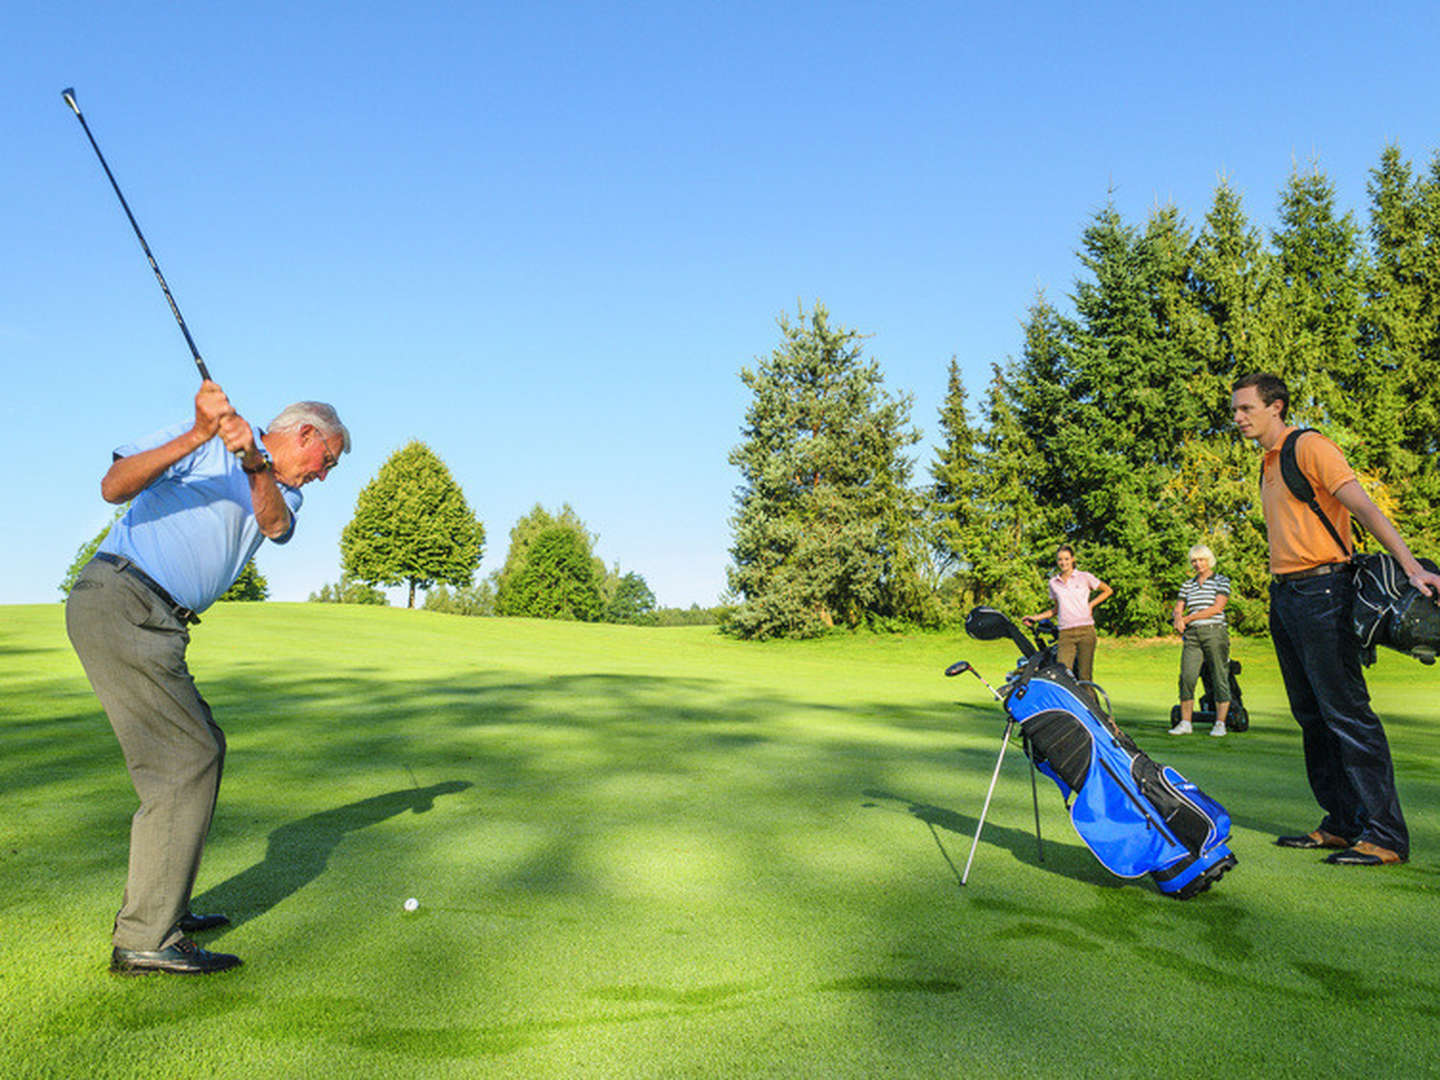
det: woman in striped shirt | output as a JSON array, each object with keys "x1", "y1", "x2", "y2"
[{"x1": 1171, "y1": 544, "x2": 1231, "y2": 737}]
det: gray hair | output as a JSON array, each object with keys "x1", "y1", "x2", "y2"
[
  {"x1": 269, "y1": 402, "x2": 351, "y2": 455},
  {"x1": 1188, "y1": 544, "x2": 1216, "y2": 569}
]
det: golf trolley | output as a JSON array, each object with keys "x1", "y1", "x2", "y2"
[{"x1": 949, "y1": 607, "x2": 1237, "y2": 900}]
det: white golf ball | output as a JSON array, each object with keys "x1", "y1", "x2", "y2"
[{"x1": 403, "y1": 897, "x2": 419, "y2": 912}]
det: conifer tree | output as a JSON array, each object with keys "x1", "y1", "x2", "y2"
[
  {"x1": 500, "y1": 526, "x2": 604, "y2": 621},
  {"x1": 928, "y1": 358, "x2": 982, "y2": 612},
  {"x1": 726, "y1": 303, "x2": 921, "y2": 638},
  {"x1": 1366, "y1": 146, "x2": 1440, "y2": 546},
  {"x1": 1270, "y1": 166, "x2": 1368, "y2": 434},
  {"x1": 493, "y1": 504, "x2": 606, "y2": 616}
]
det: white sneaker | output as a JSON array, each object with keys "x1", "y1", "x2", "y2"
[
  {"x1": 1210, "y1": 721, "x2": 1227, "y2": 737},
  {"x1": 1170, "y1": 720, "x2": 1193, "y2": 735}
]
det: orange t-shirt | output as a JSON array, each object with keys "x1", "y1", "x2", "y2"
[{"x1": 1260, "y1": 428, "x2": 1357, "y2": 574}]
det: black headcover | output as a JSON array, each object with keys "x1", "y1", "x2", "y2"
[{"x1": 964, "y1": 606, "x2": 1036, "y2": 658}]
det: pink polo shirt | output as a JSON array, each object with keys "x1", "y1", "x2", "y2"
[{"x1": 1049, "y1": 570, "x2": 1102, "y2": 629}]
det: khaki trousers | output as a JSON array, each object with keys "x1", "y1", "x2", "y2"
[{"x1": 66, "y1": 559, "x2": 225, "y2": 950}]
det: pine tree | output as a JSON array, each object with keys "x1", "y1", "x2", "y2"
[
  {"x1": 493, "y1": 504, "x2": 606, "y2": 616},
  {"x1": 726, "y1": 303, "x2": 921, "y2": 638},
  {"x1": 340, "y1": 441, "x2": 485, "y2": 608},
  {"x1": 964, "y1": 363, "x2": 1053, "y2": 617},
  {"x1": 929, "y1": 358, "x2": 981, "y2": 591},
  {"x1": 218, "y1": 559, "x2": 269, "y2": 601},
  {"x1": 1054, "y1": 203, "x2": 1202, "y2": 632},
  {"x1": 500, "y1": 526, "x2": 604, "y2": 621},
  {"x1": 1271, "y1": 165, "x2": 1368, "y2": 434},
  {"x1": 1366, "y1": 146, "x2": 1440, "y2": 547}
]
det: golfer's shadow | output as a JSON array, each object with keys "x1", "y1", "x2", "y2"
[
  {"x1": 194, "y1": 781, "x2": 471, "y2": 936},
  {"x1": 864, "y1": 787, "x2": 1105, "y2": 888}
]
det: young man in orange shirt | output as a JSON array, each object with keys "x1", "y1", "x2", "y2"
[{"x1": 1232, "y1": 373, "x2": 1440, "y2": 866}]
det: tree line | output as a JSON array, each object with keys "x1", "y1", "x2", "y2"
[
  {"x1": 313, "y1": 441, "x2": 693, "y2": 624},
  {"x1": 725, "y1": 146, "x2": 1440, "y2": 638}
]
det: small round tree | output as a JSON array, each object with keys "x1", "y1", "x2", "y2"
[{"x1": 341, "y1": 441, "x2": 485, "y2": 608}]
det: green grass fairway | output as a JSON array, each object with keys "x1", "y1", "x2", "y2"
[{"x1": 4, "y1": 604, "x2": 1438, "y2": 1078}]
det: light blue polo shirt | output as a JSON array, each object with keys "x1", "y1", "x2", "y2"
[{"x1": 97, "y1": 421, "x2": 303, "y2": 613}]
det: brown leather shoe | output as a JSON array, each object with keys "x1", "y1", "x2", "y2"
[
  {"x1": 1275, "y1": 829, "x2": 1350, "y2": 850},
  {"x1": 1325, "y1": 841, "x2": 1407, "y2": 866}
]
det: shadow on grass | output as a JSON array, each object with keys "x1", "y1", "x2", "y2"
[
  {"x1": 194, "y1": 781, "x2": 471, "y2": 939},
  {"x1": 864, "y1": 787, "x2": 1111, "y2": 891}
]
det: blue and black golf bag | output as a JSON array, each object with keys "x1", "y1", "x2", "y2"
[{"x1": 958, "y1": 607, "x2": 1237, "y2": 900}]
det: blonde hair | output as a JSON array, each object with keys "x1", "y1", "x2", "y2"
[{"x1": 1188, "y1": 544, "x2": 1216, "y2": 570}]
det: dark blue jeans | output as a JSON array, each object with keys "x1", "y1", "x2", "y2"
[{"x1": 1270, "y1": 572, "x2": 1408, "y2": 856}]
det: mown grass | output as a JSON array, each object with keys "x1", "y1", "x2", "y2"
[{"x1": 2, "y1": 603, "x2": 1438, "y2": 1078}]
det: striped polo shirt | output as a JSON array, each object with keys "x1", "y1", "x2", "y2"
[{"x1": 1177, "y1": 573, "x2": 1230, "y2": 626}]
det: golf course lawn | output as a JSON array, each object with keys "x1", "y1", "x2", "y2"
[{"x1": 3, "y1": 602, "x2": 1438, "y2": 1078}]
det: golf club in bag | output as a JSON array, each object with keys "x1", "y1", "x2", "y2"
[{"x1": 952, "y1": 606, "x2": 1237, "y2": 900}]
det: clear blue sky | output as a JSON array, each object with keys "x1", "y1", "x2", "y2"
[{"x1": 5, "y1": 2, "x2": 1438, "y2": 608}]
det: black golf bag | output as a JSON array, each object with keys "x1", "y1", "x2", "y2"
[
  {"x1": 958, "y1": 607, "x2": 1237, "y2": 899},
  {"x1": 1170, "y1": 659, "x2": 1249, "y2": 732},
  {"x1": 1352, "y1": 552, "x2": 1440, "y2": 666}
]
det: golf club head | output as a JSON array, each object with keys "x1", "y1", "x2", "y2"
[
  {"x1": 964, "y1": 606, "x2": 1036, "y2": 658},
  {"x1": 62, "y1": 88, "x2": 80, "y2": 115},
  {"x1": 944, "y1": 660, "x2": 973, "y2": 677}
]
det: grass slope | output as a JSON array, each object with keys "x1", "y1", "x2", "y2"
[{"x1": 2, "y1": 603, "x2": 1438, "y2": 1078}]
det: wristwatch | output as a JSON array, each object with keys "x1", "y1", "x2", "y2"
[{"x1": 242, "y1": 449, "x2": 273, "y2": 475}]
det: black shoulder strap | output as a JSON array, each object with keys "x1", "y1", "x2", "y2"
[{"x1": 1275, "y1": 428, "x2": 1352, "y2": 558}]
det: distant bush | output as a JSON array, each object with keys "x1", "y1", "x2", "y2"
[
  {"x1": 654, "y1": 604, "x2": 725, "y2": 627},
  {"x1": 424, "y1": 581, "x2": 495, "y2": 616},
  {"x1": 309, "y1": 572, "x2": 389, "y2": 605}
]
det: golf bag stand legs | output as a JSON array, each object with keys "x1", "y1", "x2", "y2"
[{"x1": 962, "y1": 718, "x2": 1044, "y2": 885}]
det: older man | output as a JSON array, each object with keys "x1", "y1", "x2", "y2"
[
  {"x1": 1232, "y1": 372, "x2": 1440, "y2": 867},
  {"x1": 67, "y1": 380, "x2": 350, "y2": 974}
]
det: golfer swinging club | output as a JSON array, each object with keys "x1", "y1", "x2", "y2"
[{"x1": 66, "y1": 380, "x2": 350, "y2": 974}]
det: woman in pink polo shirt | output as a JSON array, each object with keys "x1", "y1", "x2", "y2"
[{"x1": 1022, "y1": 544, "x2": 1114, "y2": 683}]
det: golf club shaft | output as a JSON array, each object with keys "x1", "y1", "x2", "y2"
[{"x1": 62, "y1": 88, "x2": 212, "y2": 382}]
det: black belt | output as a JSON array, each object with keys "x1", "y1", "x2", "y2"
[
  {"x1": 1272, "y1": 562, "x2": 1348, "y2": 584},
  {"x1": 93, "y1": 552, "x2": 201, "y2": 625}
]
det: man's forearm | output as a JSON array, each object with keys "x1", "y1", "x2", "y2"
[
  {"x1": 101, "y1": 428, "x2": 210, "y2": 503},
  {"x1": 246, "y1": 470, "x2": 292, "y2": 539}
]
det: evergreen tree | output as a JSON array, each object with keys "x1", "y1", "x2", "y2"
[
  {"x1": 929, "y1": 358, "x2": 982, "y2": 605},
  {"x1": 340, "y1": 441, "x2": 485, "y2": 608},
  {"x1": 1366, "y1": 146, "x2": 1440, "y2": 548},
  {"x1": 1051, "y1": 202, "x2": 1202, "y2": 632},
  {"x1": 501, "y1": 526, "x2": 604, "y2": 620},
  {"x1": 494, "y1": 504, "x2": 605, "y2": 616},
  {"x1": 605, "y1": 572, "x2": 658, "y2": 624},
  {"x1": 1270, "y1": 165, "x2": 1369, "y2": 434},
  {"x1": 964, "y1": 363, "x2": 1053, "y2": 617},
  {"x1": 1189, "y1": 178, "x2": 1282, "y2": 403},
  {"x1": 218, "y1": 560, "x2": 269, "y2": 601},
  {"x1": 726, "y1": 303, "x2": 921, "y2": 639}
]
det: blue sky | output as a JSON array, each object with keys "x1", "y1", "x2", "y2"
[{"x1": 5, "y1": 2, "x2": 1438, "y2": 608}]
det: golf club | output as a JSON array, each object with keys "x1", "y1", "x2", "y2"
[
  {"x1": 946, "y1": 657, "x2": 1044, "y2": 881},
  {"x1": 62, "y1": 87, "x2": 212, "y2": 382},
  {"x1": 945, "y1": 659, "x2": 1002, "y2": 701}
]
